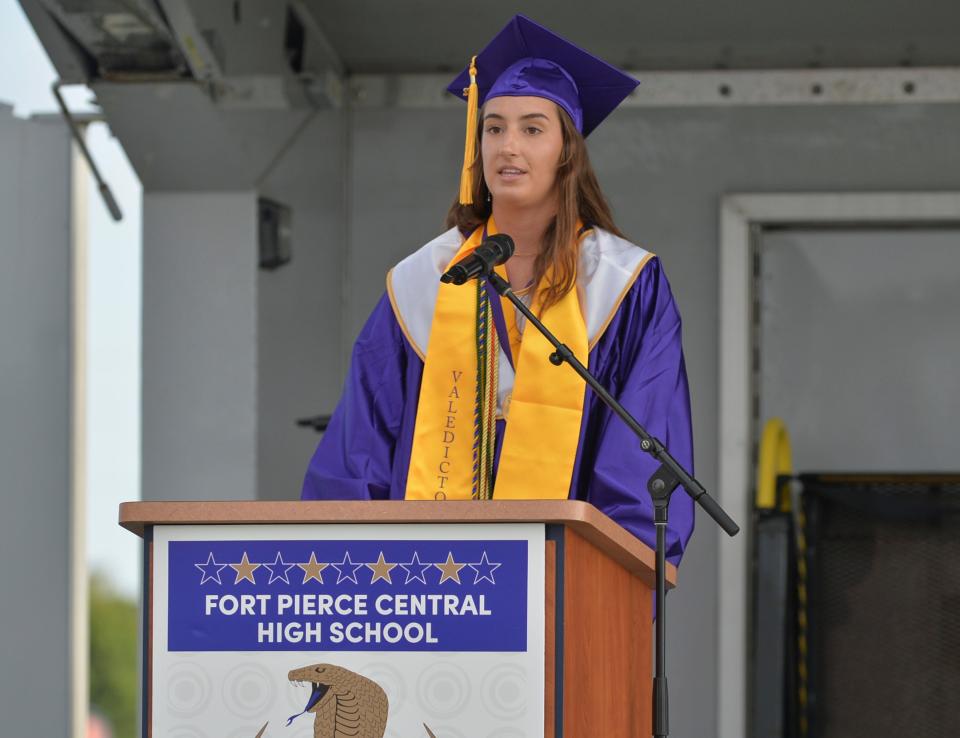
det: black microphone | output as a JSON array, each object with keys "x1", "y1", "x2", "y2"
[{"x1": 440, "y1": 234, "x2": 515, "y2": 285}]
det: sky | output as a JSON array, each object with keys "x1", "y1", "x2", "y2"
[{"x1": 1, "y1": 0, "x2": 142, "y2": 598}]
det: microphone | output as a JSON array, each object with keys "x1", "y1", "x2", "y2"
[{"x1": 440, "y1": 234, "x2": 515, "y2": 285}]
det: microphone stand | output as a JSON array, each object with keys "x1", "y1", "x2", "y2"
[{"x1": 484, "y1": 270, "x2": 739, "y2": 738}]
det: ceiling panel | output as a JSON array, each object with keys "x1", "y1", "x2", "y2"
[{"x1": 306, "y1": 0, "x2": 960, "y2": 72}]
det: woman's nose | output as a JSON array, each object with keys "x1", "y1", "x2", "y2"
[{"x1": 500, "y1": 128, "x2": 519, "y2": 155}]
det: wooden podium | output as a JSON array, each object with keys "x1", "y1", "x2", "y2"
[{"x1": 121, "y1": 500, "x2": 674, "y2": 738}]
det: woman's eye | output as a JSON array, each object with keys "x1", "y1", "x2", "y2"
[
  {"x1": 485, "y1": 126, "x2": 501, "y2": 134},
  {"x1": 525, "y1": 127, "x2": 542, "y2": 135}
]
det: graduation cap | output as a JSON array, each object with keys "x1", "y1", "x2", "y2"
[{"x1": 448, "y1": 14, "x2": 640, "y2": 204}]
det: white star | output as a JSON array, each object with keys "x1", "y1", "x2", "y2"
[
  {"x1": 331, "y1": 552, "x2": 363, "y2": 584},
  {"x1": 263, "y1": 552, "x2": 296, "y2": 585},
  {"x1": 467, "y1": 551, "x2": 502, "y2": 585},
  {"x1": 399, "y1": 551, "x2": 432, "y2": 585},
  {"x1": 194, "y1": 552, "x2": 228, "y2": 585}
]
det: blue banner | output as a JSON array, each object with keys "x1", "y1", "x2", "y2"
[{"x1": 168, "y1": 539, "x2": 528, "y2": 652}]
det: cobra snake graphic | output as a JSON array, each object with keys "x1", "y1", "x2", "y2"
[
  {"x1": 287, "y1": 663, "x2": 389, "y2": 738},
  {"x1": 253, "y1": 663, "x2": 437, "y2": 737}
]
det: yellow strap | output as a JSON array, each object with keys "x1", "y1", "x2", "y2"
[
  {"x1": 493, "y1": 260, "x2": 587, "y2": 499},
  {"x1": 756, "y1": 417, "x2": 793, "y2": 511}
]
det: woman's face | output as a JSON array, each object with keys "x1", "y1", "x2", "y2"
[{"x1": 481, "y1": 95, "x2": 564, "y2": 211}]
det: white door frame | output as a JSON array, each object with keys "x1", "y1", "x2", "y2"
[{"x1": 717, "y1": 192, "x2": 960, "y2": 738}]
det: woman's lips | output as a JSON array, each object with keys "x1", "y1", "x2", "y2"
[{"x1": 498, "y1": 167, "x2": 527, "y2": 181}]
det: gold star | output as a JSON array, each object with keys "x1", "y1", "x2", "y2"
[
  {"x1": 367, "y1": 551, "x2": 397, "y2": 584},
  {"x1": 298, "y1": 552, "x2": 328, "y2": 584},
  {"x1": 229, "y1": 552, "x2": 260, "y2": 585},
  {"x1": 435, "y1": 552, "x2": 466, "y2": 585}
]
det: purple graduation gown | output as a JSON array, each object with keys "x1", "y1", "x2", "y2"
[{"x1": 302, "y1": 256, "x2": 695, "y2": 565}]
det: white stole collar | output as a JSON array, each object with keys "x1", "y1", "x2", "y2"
[{"x1": 386, "y1": 227, "x2": 654, "y2": 413}]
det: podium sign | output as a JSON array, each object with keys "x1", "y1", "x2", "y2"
[
  {"x1": 124, "y1": 500, "x2": 666, "y2": 738},
  {"x1": 153, "y1": 523, "x2": 545, "y2": 737}
]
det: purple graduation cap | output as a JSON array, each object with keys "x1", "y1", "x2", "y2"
[{"x1": 446, "y1": 14, "x2": 640, "y2": 137}]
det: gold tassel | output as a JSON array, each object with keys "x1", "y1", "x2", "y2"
[{"x1": 459, "y1": 56, "x2": 479, "y2": 205}]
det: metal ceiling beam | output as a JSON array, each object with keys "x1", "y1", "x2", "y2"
[{"x1": 347, "y1": 67, "x2": 960, "y2": 109}]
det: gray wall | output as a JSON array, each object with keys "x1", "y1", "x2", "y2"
[
  {"x1": 107, "y1": 80, "x2": 348, "y2": 503},
  {"x1": 760, "y1": 227, "x2": 960, "y2": 471},
  {"x1": 142, "y1": 191, "x2": 259, "y2": 501},
  {"x1": 257, "y1": 112, "x2": 347, "y2": 500},
  {"x1": 0, "y1": 107, "x2": 73, "y2": 735},
  {"x1": 344, "y1": 109, "x2": 464, "y2": 340}
]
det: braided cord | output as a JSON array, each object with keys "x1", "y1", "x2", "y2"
[
  {"x1": 471, "y1": 280, "x2": 498, "y2": 500},
  {"x1": 472, "y1": 280, "x2": 487, "y2": 499},
  {"x1": 484, "y1": 299, "x2": 499, "y2": 498}
]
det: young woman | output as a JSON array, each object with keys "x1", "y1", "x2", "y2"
[{"x1": 302, "y1": 15, "x2": 695, "y2": 565}]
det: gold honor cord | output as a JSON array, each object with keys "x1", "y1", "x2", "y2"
[{"x1": 472, "y1": 279, "x2": 498, "y2": 500}]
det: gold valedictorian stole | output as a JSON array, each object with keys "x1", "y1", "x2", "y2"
[{"x1": 404, "y1": 217, "x2": 588, "y2": 501}]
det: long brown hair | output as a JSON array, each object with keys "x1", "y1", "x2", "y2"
[{"x1": 445, "y1": 104, "x2": 627, "y2": 313}]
